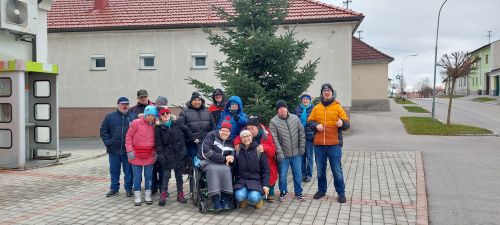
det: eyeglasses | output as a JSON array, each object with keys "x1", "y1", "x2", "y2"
[
  {"x1": 241, "y1": 135, "x2": 252, "y2": 138},
  {"x1": 161, "y1": 112, "x2": 170, "y2": 116},
  {"x1": 322, "y1": 89, "x2": 332, "y2": 93}
]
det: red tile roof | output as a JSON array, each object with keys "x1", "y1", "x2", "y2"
[
  {"x1": 352, "y1": 37, "x2": 393, "y2": 63},
  {"x1": 48, "y1": 0, "x2": 363, "y2": 32}
]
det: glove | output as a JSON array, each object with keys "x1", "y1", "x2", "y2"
[
  {"x1": 276, "y1": 153, "x2": 284, "y2": 162},
  {"x1": 233, "y1": 114, "x2": 240, "y2": 121},
  {"x1": 127, "y1": 151, "x2": 135, "y2": 161}
]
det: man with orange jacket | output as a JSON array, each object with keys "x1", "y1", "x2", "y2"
[{"x1": 307, "y1": 83, "x2": 350, "y2": 203}]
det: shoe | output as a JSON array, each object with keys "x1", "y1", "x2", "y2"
[
  {"x1": 254, "y1": 199, "x2": 264, "y2": 209},
  {"x1": 266, "y1": 195, "x2": 275, "y2": 203},
  {"x1": 212, "y1": 195, "x2": 223, "y2": 211},
  {"x1": 239, "y1": 200, "x2": 248, "y2": 208},
  {"x1": 313, "y1": 192, "x2": 325, "y2": 200},
  {"x1": 304, "y1": 176, "x2": 311, "y2": 183},
  {"x1": 295, "y1": 194, "x2": 307, "y2": 202},
  {"x1": 145, "y1": 190, "x2": 153, "y2": 205},
  {"x1": 151, "y1": 189, "x2": 158, "y2": 195},
  {"x1": 159, "y1": 191, "x2": 167, "y2": 206},
  {"x1": 177, "y1": 191, "x2": 187, "y2": 204},
  {"x1": 279, "y1": 192, "x2": 287, "y2": 202},
  {"x1": 221, "y1": 193, "x2": 231, "y2": 210},
  {"x1": 106, "y1": 190, "x2": 118, "y2": 197},
  {"x1": 338, "y1": 196, "x2": 346, "y2": 203},
  {"x1": 134, "y1": 191, "x2": 142, "y2": 206},
  {"x1": 126, "y1": 190, "x2": 133, "y2": 197}
]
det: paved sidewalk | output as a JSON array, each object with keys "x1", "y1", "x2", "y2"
[{"x1": 0, "y1": 150, "x2": 425, "y2": 225}]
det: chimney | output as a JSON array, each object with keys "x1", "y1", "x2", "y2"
[{"x1": 94, "y1": 0, "x2": 108, "y2": 10}]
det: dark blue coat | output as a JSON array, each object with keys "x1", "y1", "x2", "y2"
[
  {"x1": 294, "y1": 105, "x2": 315, "y2": 141},
  {"x1": 233, "y1": 142, "x2": 270, "y2": 194},
  {"x1": 217, "y1": 96, "x2": 248, "y2": 139},
  {"x1": 100, "y1": 110, "x2": 136, "y2": 154}
]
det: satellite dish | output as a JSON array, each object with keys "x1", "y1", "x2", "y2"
[{"x1": 5, "y1": 0, "x2": 28, "y2": 26}]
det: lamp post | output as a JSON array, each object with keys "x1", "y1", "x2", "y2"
[
  {"x1": 400, "y1": 54, "x2": 418, "y2": 101},
  {"x1": 432, "y1": 0, "x2": 448, "y2": 120}
]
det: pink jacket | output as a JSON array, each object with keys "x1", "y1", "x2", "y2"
[{"x1": 126, "y1": 118, "x2": 156, "y2": 166}]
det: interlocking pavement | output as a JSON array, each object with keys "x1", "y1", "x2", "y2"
[{"x1": 0, "y1": 151, "x2": 426, "y2": 225}]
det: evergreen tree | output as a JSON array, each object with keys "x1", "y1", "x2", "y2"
[{"x1": 187, "y1": 0, "x2": 318, "y2": 124}]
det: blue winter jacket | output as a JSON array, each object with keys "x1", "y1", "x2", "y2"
[
  {"x1": 100, "y1": 109, "x2": 136, "y2": 154},
  {"x1": 217, "y1": 96, "x2": 248, "y2": 139},
  {"x1": 294, "y1": 105, "x2": 315, "y2": 141}
]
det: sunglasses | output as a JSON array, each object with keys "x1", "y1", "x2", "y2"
[{"x1": 161, "y1": 112, "x2": 170, "y2": 116}]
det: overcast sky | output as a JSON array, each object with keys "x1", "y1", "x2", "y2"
[{"x1": 319, "y1": 0, "x2": 500, "y2": 90}]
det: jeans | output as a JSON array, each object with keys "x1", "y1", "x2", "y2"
[
  {"x1": 301, "y1": 141, "x2": 314, "y2": 178},
  {"x1": 108, "y1": 152, "x2": 133, "y2": 191},
  {"x1": 151, "y1": 162, "x2": 164, "y2": 191},
  {"x1": 278, "y1": 155, "x2": 303, "y2": 195},
  {"x1": 235, "y1": 187, "x2": 263, "y2": 205},
  {"x1": 315, "y1": 145, "x2": 345, "y2": 197},
  {"x1": 161, "y1": 167, "x2": 183, "y2": 192},
  {"x1": 132, "y1": 164, "x2": 153, "y2": 191}
]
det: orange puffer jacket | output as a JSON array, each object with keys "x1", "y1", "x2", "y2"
[{"x1": 307, "y1": 102, "x2": 349, "y2": 146}]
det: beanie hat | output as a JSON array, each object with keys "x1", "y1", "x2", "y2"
[
  {"x1": 275, "y1": 100, "x2": 288, "y2": 112},
  {"x1": 158, "y1": 108, "x2": 171, "y2": 117},
  {"x1": 240, "y1": 130, "x2": 252, "y2": 138},
  {"x1": 220, "y1": 122, "x2": 232, "y2": 130},
  {"x1": 190, "y1": 92, "x2": 202, "y2": 102},
  {"x1": 144, "y1": 105, "x2": 158, "y2": 118},
  {"x1": 155, "y1": 96, "x2": 168, "y2": 106},
  {"x1": 247, "y1": 116, "x2": 260, "y2": 128},
  {"x1": 320, "y1": 83, "x2": 334, "y2": 94},
  {"x1": 117, "y1": 96, "x2": 129, "y2": 104},
  {"x1": 300, "y1": 92, "x2": 312, "y2": 101}
]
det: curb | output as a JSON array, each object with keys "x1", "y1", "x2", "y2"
[
  {"x1": 432, "y1": 118, "x2": 498, "y2": 137},
  {"x1": 416, "y1": 151, "x2": 429, "y2": 225},
  {"x1": 15, "y1": 152, "x2": 107, "y2": 170}
]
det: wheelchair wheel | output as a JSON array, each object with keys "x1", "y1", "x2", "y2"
[
  {"x1": 198, "y1": 201, "x2": 207, "y2": 214},
  {"x1": 190, "y1": 166, "x2": 199, "y2": 205}
]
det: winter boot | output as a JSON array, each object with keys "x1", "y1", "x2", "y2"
[
  {"x1": 159, "y1": 191, "x2": 167, "y2": 206},
  {"x1": 177, "y1": 191, "x2": 187, "y2": 204},
  {"x1": 134, "y1": 191, "x2": 142, "y2": 206},
  {"x1": 145, "y1": 190, "x2": 153, "y2": 205}
]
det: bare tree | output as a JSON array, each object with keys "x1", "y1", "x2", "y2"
[
  {"x1": 417, "y1": 77, "x2": 433, "y2": 98},
  {"x1": 438, "y1": 51, "x2": 479, "y2": 124}
]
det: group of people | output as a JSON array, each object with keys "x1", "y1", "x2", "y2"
[{"x1": 99, "y1": 83, "x2": 350, "y2": 211}]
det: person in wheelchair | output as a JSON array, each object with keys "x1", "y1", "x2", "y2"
[
  {"x1": 233, "y1": 130, "x2": 270, "y2": 209},
  {"x1": 198, "y1": 122, "x2": 235, "y2": 211}
]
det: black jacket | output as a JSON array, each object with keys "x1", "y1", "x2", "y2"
[
  {"x1": 155, "y1": 121, "x2": 194, "y2": 169},
  {"x1": 233, "y1": 142, "x2": 270, "y2": 194},
  {"x1": 294, "y1": 105, "x2": 315, "y2": 141},
  {"x1": 100, "y1": 110, "x2": 136, "y2": 154},
  {"x1": 198, "y1": 130, "x2": 234, "y2": 164},
  {"x1": 179, "y1": 99, "x2": 214, "y2": 145},
  {"x1": 130, "y1": 100, "x2": 154, "y2": 117}
]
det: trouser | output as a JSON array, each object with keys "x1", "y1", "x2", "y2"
[
  {"x1": 161, "y1": 167, "x2": 183, "y2": 192},
  {"x1": 315, "y1": 145, "x2": 345, "y2": 197},
  {"x1": 108, "y1": 152, "x2": 133, "y2": 191}
]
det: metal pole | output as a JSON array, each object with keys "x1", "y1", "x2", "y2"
[
  {"x1": 401, "y1": 54, "x2": 418, "y2": 101},
  {"x1": 432, "y1": 0, "x2": 448, "y2": 120}
]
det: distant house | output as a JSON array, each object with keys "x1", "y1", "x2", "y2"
[
  {"x1": 351, "y1": 37, "x2": 394, "y2": 111},
  {"x1": 46, "y1": 0, "x2": 388, "y2": 137},
  {"x1": 467, "y1": 40, "x2": 500, "y2": 96}
]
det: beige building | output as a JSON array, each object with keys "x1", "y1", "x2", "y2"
[{"x1": 351, "y1": 37, "x2": 394, "y2": 111}]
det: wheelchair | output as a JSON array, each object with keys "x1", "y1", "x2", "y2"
[{"x1": 189, "y1": 157, "x2": 238, "y2": 214}]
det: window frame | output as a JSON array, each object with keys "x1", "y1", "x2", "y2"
[
  {"x1": 0, "y1": 103, "x2": 12, "y2": 123},
  {"x1": 34, "y1": 103, "x2": 51, "y2": 121},
  {"x1": 34, "y1": 126, "x2": 51, "y2": 144},
  {"x1": 191, "y1": 52, "x2": 208, "y2": 70},
  {"x1": 91, "y1": 54, "x2": 106, "y2": 71},
  {"x1": 33, "y1": 80, "x2": 51, "y2": 98},
  {"x1": 0, "y1": 78, "x2": 12, "y2": 97},
  {"x1": 139, "y1": 53, "x2": 156, "y2": 70},
  {"x1": 0, "y1": 129, "x2": 12, "y2": 149}
]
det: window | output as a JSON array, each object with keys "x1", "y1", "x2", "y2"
[
  {"x1": 485, "y1": 54, "x2": 489, "y2": 64},
  {"x1": 91, "y1": 55, "x2": 106, "y2": 70},
  {"x1": 0, "y1": 78, "x2": 12, "y2": 97},
  {"x1": 35, "y1": 126, "x2": 51, "y2": 143},
  {"x1": 0, "y1": 103, "x2": 12, "y2": 123},
  {"x1": 191, "y1": 52, "x2": 208, "y2": 69},
  {"x1": 34, "y1": 81, "x2": 50, "y2": 98},
  {"x1": 140, "y1": 53, "x2": 156, "y2": 70},
  {"x1": 0, "y1": 129, "x2": 12, "y2": 148},
  {"x1": 35, "y1": 104, "x2": 51, "y2": 121}
]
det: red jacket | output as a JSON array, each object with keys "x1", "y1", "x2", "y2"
[
  {"x1": 125, "y1": 118, "x2": 156, "y2": 166},
  {"x1": 234, "y1": 124, "x2": 278, "y2": 186}
]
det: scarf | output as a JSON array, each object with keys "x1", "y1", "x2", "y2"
[
  {"x1": 299, "y1": 103, "x2": 311, "y2": 126},
  {"x1": 254, "y1": 129, "x2": 263, "y2": 144},
  {"x1": 321, "y1": 97, "x2": 335, "y2": 107},
  {"x1": 164, "y1": 119, "x2": 173, "y2": 128}
]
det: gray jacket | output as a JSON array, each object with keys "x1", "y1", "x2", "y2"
[{"x1": 269, "y1": 113, "x2": 305, "y2": 159}]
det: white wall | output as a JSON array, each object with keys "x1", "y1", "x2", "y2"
[
  {"x1": 0, "y1": 30, "x2": 32, "y2": 60},
  {"x1": 48, "y1": 22, "x2": 355, "y2": 108}
]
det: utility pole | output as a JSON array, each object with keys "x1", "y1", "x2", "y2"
[
  {"x1": 487, "y1": 30, "x2": 492, "y2": 43},
  {"x1": 357, "y1": 30, "x2": 363, "y2": 40},
  {"x1": 343, "y1": 0, "x2": 352, "y2": 9}
]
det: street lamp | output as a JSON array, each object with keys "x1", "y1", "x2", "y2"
[
  {"x1": 432, "y1": 0, "x2": 448, "y2": 120},
  {"x1": 400, "y1": 54, "x2": 418, "y2": 100}
]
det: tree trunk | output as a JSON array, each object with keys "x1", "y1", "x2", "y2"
[{"x1": 447, "y1": 79, "x2": 456, "y2": 125}]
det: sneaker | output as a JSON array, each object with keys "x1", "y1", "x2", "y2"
[
  {"x1": 266, "y1": 195, "x2": 275, "y2": 203},
  {"x1": 295, "y1": 194, "x2": 306, "y2": 202},
  {"x1": 304, "y1": 176, "x2": 311, "y2": 183},
  {"x1": 106, "y1": 190, "x2": 118, "y2": 197},
  {"x1": 338, "y1": 196, "x2": 346, "y2": 203},
  {"x1": 125, "y1": 190, "x2": 133, "y2": 197},
  {"x1": 279, "y1": 192, "x2": 287, "y2": 202},
  {"x1": 313, "y1": 192, "x2": 325, "y2": 200}
]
